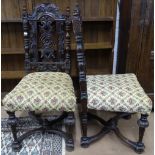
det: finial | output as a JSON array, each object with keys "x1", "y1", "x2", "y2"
[
  {"x1": 66, "y1": 6, "x2": 70, "y2": 13},
  {"x1": 22, "y1": 4, "x2": 28, "y2": 18},
  {"x1": 73, "y1": 3, "x2": 80, "y2": 16},
  {"x1": 66, "y1": 6, "x2": 70, "y2": 16},
  {"x1": 22, "y1": 3, "x2": 27, "y2": 13}
]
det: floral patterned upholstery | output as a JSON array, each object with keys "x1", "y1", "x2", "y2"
[
  {"x1": 87, "y1": 74, "x2": 152, "y2": 115},
  {"x1": 2, "y1": 72, "x2": 76, "y2": 112}
]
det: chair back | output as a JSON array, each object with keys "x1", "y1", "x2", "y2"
[{"x1": 22, "y1": 3, "x2": 71, "y2": 73}]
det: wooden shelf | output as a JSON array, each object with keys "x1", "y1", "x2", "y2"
[
  {"x1": 1, "y1": 17, "x2": 114, "y2": 23},
  {"x1": 1, "y1": 43, "x2": 112, "y2": 55},
  {"x1": 87, "y1": 68, "x2": 111, "y2": 75},
  {"x1": 1, "y1": 70, "x2": 78, "y2": 79},
  {"x1": 83, "y1": 17, "x2": 114, "y2": 22},
  {"x1": 1, "y1": 69, "x2": 110, "y2": 80},
  {"x1": 1, "y1": 19, "x2": 22, "y2": 23},
  {"x1": 72, "y1": 42, "x2": 112, "y2": 50},
  {"x1": 2, "y1": 71, "x2": 26, "y2": 79},
  {"x1": 1, "y1": 48, "x2": 24, "y2": 54}
]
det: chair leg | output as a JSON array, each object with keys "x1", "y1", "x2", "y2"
[
  {"x1": 135, "y1": 114, "x2": 149, "y2": 153},
  {"x1": 80, "y1": 112, "x2": 89, "y2": 148},
  {"x1": 122, "y1": 114, "x2": 132, "y2": 120},
  {"x1": 65, "y1": 112, "x2": 75, "y2": 151},
  {"x1": 7, "y1": 111, "x2": 22, "y2": 152}
]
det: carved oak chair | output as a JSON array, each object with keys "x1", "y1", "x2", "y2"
[
  {"x1": 2, "y1": 3, "x2": 80, "y2": 152},
  {"x1": 73, "y1": 5, "x2": 153, "y2": 154}
]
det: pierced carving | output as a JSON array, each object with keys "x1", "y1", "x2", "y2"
[
  {"x1": 22, "y1": 3, "x2": 70, "y2": 72},
  {"x1": 39, "y1": 15, "x2": 56, "y2": 61},
  {"x1": 31, "y1": 3, "x2": 63, "y2": 20}
]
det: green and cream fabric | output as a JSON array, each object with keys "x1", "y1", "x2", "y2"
[
  {"x1": 87, "y1": 74, "x2": 152, "y2": 115},
  {"x1": 3, "y1": 72, "x2": 76, "y2": 112}
]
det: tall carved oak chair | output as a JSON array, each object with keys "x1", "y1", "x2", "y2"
[
  {"x1": 2, "y1": 3, "x2": 77, "y2": 152},
  {"x1": 72, "y1": 5, "x2": 153, "y2": 154}
]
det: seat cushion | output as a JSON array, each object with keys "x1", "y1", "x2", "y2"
[
  {"x1": 87, "y1": 74, "x2": 152, "y2": 115},
  {"x1": 2, "y1": 72, "x2": 76, "y2": 112}
]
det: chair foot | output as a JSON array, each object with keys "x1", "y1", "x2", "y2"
[
  {"x1": 134, "y1": 142, "x2": 145, "y2": 154},
  {"x1": 12, "y1": 141, "x2": 22, "y2": 152},
  {"x1": 66, "y1": 138, "x2": 74, "y2": 151},
  {"x1": 81, "y1": 136, "x2": 90, "y2": 148},
  {"x1": 80, "y1": 112, "x2": 149, "y2": 154},
  {"x1": 135, "y1": 114, "x2": 148, "y2": 154},
  {"x1": 64, "y1": 112, "x2": 75, "y2": 151},
  {"x1": 7, "y1": 111, "x2": 22, "y2": 152},
  {"x1": 80, "y1": 113, "x2": 88, "y2": 142}
]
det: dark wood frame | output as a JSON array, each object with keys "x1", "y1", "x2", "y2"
[
  {"x1": 6, "y1": 3, "x2": 78, "y2": 152},
  {"x1": 23, "y1": 3, "x2": 72, "y2": 73},
  {"x1": 74, "y1": 3, "x2": 150, "y2": 154}
]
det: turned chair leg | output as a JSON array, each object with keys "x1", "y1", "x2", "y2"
[
  {"x1": 80, "y1": 112, "x2": 89, "y2": 148},
  {"x1": 65, "y1": 112, "x2": 75, "y2": 151},
  {"x1": 136, "y1": 114, "x2": 149, "y2": 153},
  {"x1": 7, "y1": 111, "x2": 22, "y2": 152}
]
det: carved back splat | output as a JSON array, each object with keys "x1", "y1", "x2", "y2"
[{"x1": 22, "y1": 3, "x2": 71, "y2": 73}]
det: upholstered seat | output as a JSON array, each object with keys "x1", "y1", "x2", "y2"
[
  {"x1": 87, "y1": 74, "x2": 152, "y2": 115},
  {"x1": 3, "y1": 72, "x2": 76, "y2": 112}
]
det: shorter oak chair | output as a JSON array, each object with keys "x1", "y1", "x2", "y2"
[
  {"x1": 73, "y1": 4, "x2": 152, "y2": 154},
  {"x1": 2, "y1": 3, "x2": 80, "y2": 152}
]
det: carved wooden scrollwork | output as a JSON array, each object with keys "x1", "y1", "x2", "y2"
[
  {"x1": 39, "y1": 15, "x2": 56, "y2": 61},
  {"x1": 22, "y1": 3, "x2": 71, "y2": 73}
]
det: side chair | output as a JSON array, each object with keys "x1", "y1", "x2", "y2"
[
  {"x1": 72, "y1": 4, "x2": 153, "y2": 154},
  {"x1": 2, "y1": 3, "x2": 80, "y2": 152}
]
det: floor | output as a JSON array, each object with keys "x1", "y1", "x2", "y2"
[{"x1": 1, "y1": 107, "x2": 154, "y2": 155}]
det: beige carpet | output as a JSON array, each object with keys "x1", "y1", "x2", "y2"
[{"x1": 1, "y1": 107, "x2": 154, "y2": 155}]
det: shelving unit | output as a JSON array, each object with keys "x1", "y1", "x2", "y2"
[
  {"x1": 2, "y1": 42, "x2": 112, "y2": 55},
  {"x1": 1, "y1": 17, "x2": 114, "y2": 23},
  {"x1": 2, "y1": 0, "x2": 117, "y2": 92}
]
